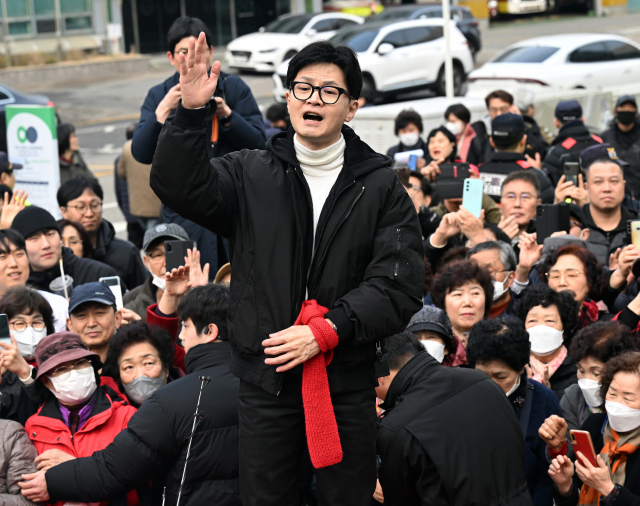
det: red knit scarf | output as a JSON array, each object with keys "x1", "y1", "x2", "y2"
[{"x1": 295, "y1": 300, "x2": 343, "y2": 468}]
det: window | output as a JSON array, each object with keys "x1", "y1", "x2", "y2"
[
  {"x1": 6, "y1": 0, "x2": 29, "y2": 17},
  {"x1": 605, "y1": 40, "x2": 640, "y2": 60},
  {"x1": 493, "y1": 46, "x2": 559, "y2": 63},
  {"x1": 333, "y1": 18, "x2": 357, "y2": 29},
  {"x1": 34, "y1": 0, "x2": 54, "y2": 16},
  {"x1": 330, "y1": 26, "x2": 378, "y2": 52},
  {"x1": 65, "y1": 15, "x2": 91, "y2": 30},
  {"x1": 569, "y1": 42, "x2": 611, "y2": 63},
  {"x1": 461, "y1": 8, "x2": 475, "y2": 19},
  {"x1": 36, "y1": 19, "x2": 55, "y2": 32},
  {"x1": 264, "y1": 14, "x2": 313, "y2": 34},
  {"x1": 8, "y1": 21, "x2": 31, "y2": 34},
  {"x1": 311, "y1": 18, "x2": 336, "y2": 32},
  {"x1": 60, "y1": 0, "x2": 90, "y2": 13},
  {"x1": 403, "y1": 26, "x2": 443, "y2": 46},
  {"x1": 0, "y1": 89, "x2": 11, "y2": 101},
  {"x1": 380, "y1": 29, "x2": 406, "y2": 48}
]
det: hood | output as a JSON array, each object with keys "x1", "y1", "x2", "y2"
[
  {"x1": 184, "y1": 340, "x2": 232, "y2": 375},
  {"x1": 552, "y1": 121, "x2": 589, "y2": 145},
  {"x1": 266, "y1": 124, "x2": 392, "y2": 178},
  {"x1": 582, "y1": 204, "x2": 635, "y2": 234},
  {"x1": 93, "y1": 220, "x2": 116, "y2": 259},
  {"x1": 381, "y1": 351, "x2": 439, "y2": 411},
  {"x1": 227, "y1": 32, "x2": 297, "y2": 50}
]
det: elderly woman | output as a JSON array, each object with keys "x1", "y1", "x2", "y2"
[
  {"x1": 538, "y1": 243, "x2": 626, "y2": 328},
  {"x1": 431, "y1": 260, "x2": 494, "y2": 348},
  {"x1": 467, "y1": 318, "x2": 562, "y2": 506},
  {"x1": 102, "y1": 321, "x2": 180, "y2": 407},
  {"x1": 514, "y1": 285, "x2": 581, "y2": 401},
  {"x1": 405, "y1": 305, "x2": 466, "y2": 366},
  {"x1": 549, "y1": 351, "x2": 640, "y2": 505}
]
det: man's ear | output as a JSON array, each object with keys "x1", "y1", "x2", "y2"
[
  {"x1": 60, "y1": 207, "x2": 68, "y2": 219},
  {"x1": 166, "y1": 51, "x2": 174, "y2": 65},
  {"x1": 344, "y1": 99, "x2": 359, "y2": 123},
  {"x1": 489, "y1": 137, "x2": 496, "y2": 149},
  {"x1": 506, "y1": 270, "x2": 516, "y2": 288},
  {"x1": 424, "y1": 194, "x2": 432, "y2": 207},
  {"x1": 520, "y1": 134, "x2": 527, "y2": 150},
  {"x1": 114, "y1": 309, "x2": 123, "y2": 330},
  {"x1": 553, "y1": 118, "x2": 561, "y2": 130},
  {"x1": 580, "y1": 228, "x2": 590, "y2": 241},
  {"x1": 66, "y1": 317, "x2": 72, "y2": 332},
  {"x1": 203, "y1": 323, "x2": 218, "y2": 343}
]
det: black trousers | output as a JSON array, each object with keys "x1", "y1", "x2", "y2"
[{"x1": 238, "y1": 374, "x2": 377, "y2": 506}]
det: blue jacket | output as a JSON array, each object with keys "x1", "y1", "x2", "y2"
[
  {"x1": 511, "y1": 377, "x2": 563, "y2": 506},
  {"x1": 132, "y1": 70, "x2": 265, "y2": 274}
]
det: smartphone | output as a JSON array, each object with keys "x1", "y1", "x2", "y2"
[
  {"x1": 628, "y1": 220, "x2": 640, "y2": 248},
  {"x1": 563, "y1": 161, "x2": 580, "y2": 187},
  {"x1": 437, "y1": 163, "x2": 472, "y2": 199},
  {"x1": 408, "y1": 154, "x2": 418, "y2": 172},
  {"x1": 462, "y1": 178, "x2": 483, "y2": 218},
  {"x1": 99, "y1": 276, "x2": 123, "y2": 310},
  {"x1": 165, "y1": 240, "x2": 197, "y2": 272},
  {"x1": 0, "y1": 314, "x2": 10, "y2": 345},
  {"x1": 536, "y1": 204, "x2": 571, "y2": 245},
  {"x1": 570, "y1": 430, "x2": 598, "y2": 467}
]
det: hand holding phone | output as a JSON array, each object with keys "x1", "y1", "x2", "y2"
[
  {"x1": 570, "y1": 430, "x2": 598, "y2": 467},
  {"x1": 462, "y1": 178, "x2": 483, "y2": 219}
]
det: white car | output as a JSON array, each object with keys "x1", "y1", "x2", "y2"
[
  {"x1": 468, "y1": 34, "x2": 640, "y2": 92},
  {"x1": 225, "y1": 13, "x2": 363, "y2": 73},
  {"x1": 272, "y1": 19, "x2": 474, "y2": 102}
]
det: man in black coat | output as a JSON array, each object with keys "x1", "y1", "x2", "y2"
[
  {"x1": 376, "y1": 333, "x2": 533, "y2": 506},
  {"x1": 132, "y1": 17, "x2": 265, "y2": 276},
  {"x1": 11, "y1": 206, "x2": 119, "y2": 292},
  {"x1": 601, "y1": 94, "x2": 640, "y2": 199},
  {"x1": 542, "y1": 100, "x2": 602, "y2": 187},
  {"x1": 150, "y1": 38, "x2": 424, "y2": 506},
  {"x1": 18, "y1": 284, "x2": 241, "y2": 506}
]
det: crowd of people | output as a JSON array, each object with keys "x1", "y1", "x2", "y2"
[{"x1": 0, "y1": 12, "x2": 639, "y2": 506}]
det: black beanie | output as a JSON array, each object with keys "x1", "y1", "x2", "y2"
[{"x1": 11, "y1": 206, "x2": 59, "y2": 240}]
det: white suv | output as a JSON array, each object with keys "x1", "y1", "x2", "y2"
[{"x1": 272, "y1": 19, "x2": 474, "y2": 102}]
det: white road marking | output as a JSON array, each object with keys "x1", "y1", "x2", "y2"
[
  {"x1": 113, "y1": 221, "x2": 127, "y2": 233},
  {"x1": 103, "y1": 202, "x2": 118, "y2": 209},
  {"x1": 104, "y1": 125, "x2": 117, "y2": 133}
]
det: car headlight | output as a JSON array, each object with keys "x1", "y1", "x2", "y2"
[{"x1": 259, "y1": 48, "x2": 278, "y2": 54}]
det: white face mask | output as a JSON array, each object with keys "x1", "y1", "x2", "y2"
[
  {"x1": 123, "y1": 375, "x2": 165, "y2": 405},
  {"x1": 446, "y1": 121, "x2": 463, "y2": 136},
  {"x1": 527, "y1": 325, "x2": 564, "y2": 356},
  {"x1": 399, "y1": 132, "x2": 420, "y2": 147},
  {"x1": 48, "y1": 367, "x2": 97, "y2": 406},
  {"x1": 578, "y1": 378, "x2": 602, "y2": 408},
  {"x1": 506, "y1": 373, "x2": 521, "y2": 397},
  {"x1": 421, "y1": 340, "x2": 445, "y2": 363},
  {"x1": 12, "y1": 327, "x2": 48, "y2": 361},
  {"x1": 151, "y1": 272, "x2": 166, "y2": 291},
  {"x1": 492, "y1": 273, "x2": 511, "y2": 302},
  {"x1": 605, "y1": 400, "x2": 640, "y2": 432}
]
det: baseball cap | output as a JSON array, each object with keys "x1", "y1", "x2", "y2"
[
  {"x1": 35, "y1": 331, "x2": 100, "y2": 380},
  {"x1": 616, "y1": 94, "x2": 637, "y2": 109},
  {"x1": 555, "y1": 100, "x2": 582, "y2": 123},
  {"x1": 579, "y1": 143, "x2": 629, "y2": 171},
  {"x1": 491, "y1": 113, "x2": 525, "y2": 144},
  {"x1": 406, "y1": 306, "x2": 453, "y2": 340},
  {"x1": 142, "y1": 223, "x2": 189, "y2": 253},
  {"x1": 68, "y1": 281, "x2": 117, "y2": 314},
  {"x1": 0, "y1": 152, "x2": 22, "y2": 174}
]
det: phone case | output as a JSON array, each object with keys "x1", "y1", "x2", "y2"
[
  {"x1": 536, "y1": 204, "x2": 571, "y2": 245},
  {"x1": 437, "y1": 163, "x2": 472, "y2": 199},
  {"x1": 462, "y1": 178, "x2": 483, "y2": 219},
  {"x1": 570, "y1": 430, "x2": 598, "y2": 467},
  {"x1": 631, "y1": 220, "x2": 640, "y2": 248},
  {"x1": 165, "y1": 240, "x2": 197, "y2": 272},
  {"x1": 563, "y1": 162, "x2": 581, "y2": 187}
]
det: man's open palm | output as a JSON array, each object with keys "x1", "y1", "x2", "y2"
[{"x1": 179, "y1": 32, "x2": 221, "y2": 109}]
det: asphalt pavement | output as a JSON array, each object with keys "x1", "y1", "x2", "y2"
[{"x1": 18, "y1": 9, "x2": 640, "y2": 239}]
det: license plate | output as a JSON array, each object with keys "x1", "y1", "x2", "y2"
[{"x1": 236, "y1": 55, "x2": 248, "y2": 62}]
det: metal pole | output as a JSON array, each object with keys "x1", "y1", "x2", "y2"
[
  {"x1": 1, "y1": 0, "x2": 10, "y2": 67},
  {"x1": 54, "y1": 0, "x2": 63, "y2": 62},
  {"x1": 441, "y1": 0, "x2": 454, "y2": 98},
  {"x1": 230, "y1": 0, "x2": 237, "y2": 41},
  {"x1": 130, "y1": 0, "x2": 140, "y2": 53}
]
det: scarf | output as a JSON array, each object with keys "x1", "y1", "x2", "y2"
[
  {"x1": 578, "y1": 300, "x2": 599, "y2": 330},
  {"x1": 529, "y1": 345, "x2": 567, "y2": 384},
  {"x1": 295, "y1": 300, "x2": 342, "y2": 468},
  {"x1": 578, "y1": 423, "x2": 640, "y2": 505},
  {"x1": 457, "y1": 122, "x2": 477, "y2": 162}
]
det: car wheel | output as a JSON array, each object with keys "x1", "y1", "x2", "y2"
[
  {"x1": 361, "y1": 75, "x2": 377, "y2": 103},
  {"x1": 435, "y1": 64, "x2": 465, "y2": 97}
]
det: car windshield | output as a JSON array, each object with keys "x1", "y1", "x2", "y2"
[
  {"x1": 330, "y1": 26, "x2": 380, "y2": 52},
  {"x1": 263, "y1": 14, "x2": 314, "y2": 34},
  {"x1": 492, "y1": 46, "x2": 559, "y2": 63},
  {"x1": 369, "y1": 8, "x2": 415, "y2": 21}
]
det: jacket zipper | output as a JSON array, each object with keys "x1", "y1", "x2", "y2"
[
  {"x1": 309, "y1": 186, "x2": 365, "y2": 291},
  {"x1": 394, "y1": 228, "x2": 401, "y2": 279}
]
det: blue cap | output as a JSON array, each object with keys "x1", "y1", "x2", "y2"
[
  {"x1": 555, "y1": 100, "x2": 582, "y2": 123},
  {"x1": 68, "y1": 281, "x2": 116, "y2": 314},
  {"x1": 579, "y1": 143, "x2": 628, "y2": 171},
  {"x1": 491, "y1": 113, "x2": 525, "y2": 143}
]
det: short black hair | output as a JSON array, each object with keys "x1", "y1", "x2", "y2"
[
  {"x1": 102, "y1": 321, "x2": 175, "y2": 382},
  {"x1": 57, "y1": 219, "x2": 94, "y2": 259},
  {"x1": 492, "y1": 132, "x2": 524, "y2": 151},
  {"x1": 178, "y1": 284, "x2": 229, "y2": 340},
  {"x1": 466, "y1": 318, "x2": 530, "y2": 372},
  {"x1": 0, "y1": 286, "x2": 55, "y2": 335},
  {"x1": 0, "y1": 229, "x2": 25, "y2": 256},
  {"x1": 426, "y1": 126, "x2": 458, "y2": 161},
  {"x1": 483, "y1": 223, "x2": 511, "y2": 244},
  {"x1": 167, "y1": 17, "x2": 212, "y2": 53},
  {"x1": 501, "y1": 170, "x2": 540, "y2": 198},
  {"x1": 57, "y1": 124, "x2": 75, "y2": 154},
  {"x1": 126, "y1": 122, "x2": 137, "y2": 140},
  {"x1": 266, "y1": 103, "x2": 288, "y2": 124},
  {"x1": 569, "y1": 321, "x2": 637, "y2": 365},
  {"x1": 431, "y1": 260, "x2": 494, "y2": 318},
  {"x1": 514, "y1": 285, "x2": 581, "y2": 344},
  {"x1": 583, "y1": 158, "x2": 623, "y2": 180},
  {"x1": 382, "y1": 332, "x2": 424, "y2": 371},
  {"x1": 394, "y1": 109, "x2": 423, "y2": 135},
  {"x1": 286, "y1": 41, "x2": 362, "y2": 100},
  {"x1": 485, "y1": 90, "x2": 514, "y2": 108},
  {"x1": 445, "y1": 103, "x2": 471, "y2": 124},
  {"x1": 57, "y1": 176, "x2": 104, "y2": 207}
]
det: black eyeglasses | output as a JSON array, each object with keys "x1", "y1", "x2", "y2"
[{"x1": 289, "y1": 81, "x2": 352, "y2": 105}]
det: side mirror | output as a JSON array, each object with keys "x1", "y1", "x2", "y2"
[
  {"x1": 306, "y1": 28, "x2": 318, "y2": 37},
  {"x1": 377, "y1": 43, "x2": 394, "y2": 55},
  {"x1": 258, "y1": 26, "x2": 265, "y2": 33}
]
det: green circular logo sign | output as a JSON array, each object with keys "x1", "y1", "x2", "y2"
[{"x1": 17, "y1": 126, "x2": 27, "y2": 143}]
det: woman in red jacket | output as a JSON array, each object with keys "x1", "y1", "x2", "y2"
[{"x1": 18, "y1": 331, "x2": 137, "y2": 506}]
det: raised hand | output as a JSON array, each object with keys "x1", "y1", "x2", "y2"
[
  {"x1": 155, "y1": 83, "x2": 181, "y2": 124},
  {"x1": 186, "y1": 247, "x2": 210, "y2": 287},
  {"x1": 538, "y1": 414, "x2": 568, "y2": 450},
  {"x1": 0, "y1": 334, "x2": 31, "y2": 379},
  {"x1": 431, "y1": 213, "x2": 461, "y2": 247},
  {"x1": 548, "y1": 454, "x2": 575, "y2": 495},
  {"x1": 0, "y1": 189, "x2": 28, "y2": 230},
  {"x1": 457, "y1": 206, "x2": 485, "y2": 246},
  {"x1": 498, "y1": 214, "x2": 519, "y2": 240},
  {"x1": 575, "y1": 452, "x2": 615, "y2": 497},
  {"x1": 179, "y1": 32, "x2": 221, "y2": 110},
  {"x1": 159, "y1": 265, "x2": 192, "y2": 316}
]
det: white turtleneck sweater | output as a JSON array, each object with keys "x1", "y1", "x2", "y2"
[{"x1": 294, "y1": 134, "x2": 346, "y2": 242}]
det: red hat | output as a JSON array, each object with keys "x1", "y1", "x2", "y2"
[{"x1": 35, "y1": 331, "x2": 100, "y2": 380}]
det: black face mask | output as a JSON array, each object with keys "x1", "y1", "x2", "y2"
[{"x1": 617, "y1": 110, "x2": 637, "y2": 126}]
